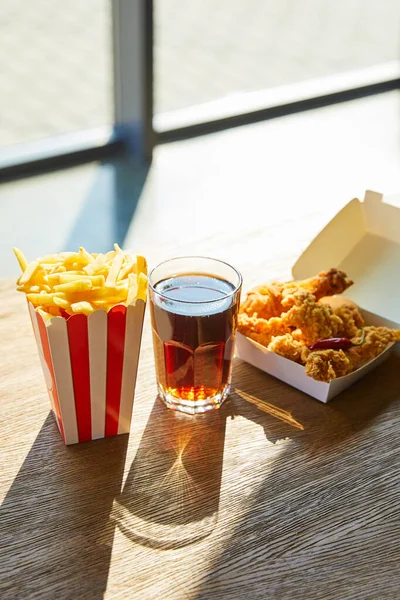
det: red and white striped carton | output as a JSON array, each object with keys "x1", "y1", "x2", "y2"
[{"x1": 28, "y1": 299, "x2": 146, "y2": 444}]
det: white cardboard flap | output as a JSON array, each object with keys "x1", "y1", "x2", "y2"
[
  {"x1": 363, "y1": 190, "x2": 400, "y2": 243},
  {"x1": 292, "y1": 198, "x2": 366, "y2": 277},
  {"x1": 292, "y1": 191, "x2": 400, "y2": 325}
]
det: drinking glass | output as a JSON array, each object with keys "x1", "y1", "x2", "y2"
[{"x1": 149, "y1": 257, "x2": 242, "y2": 414}]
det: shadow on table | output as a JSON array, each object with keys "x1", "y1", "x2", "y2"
[
  {"x1": 193, "y1": 354, "x2": 400, "y2": 599},
  {"x1": 229, "y1": 353, "x2": 399, "y2": 451},
  {"x1": 1, "y1": 413, "x2": 128, "y2": 600},
  {"x1": 112, "y1": 396, "x2": 227, "y2": 550},
  {"x1": 65, "y1": 154, "x2": 149, "y2": 252}
]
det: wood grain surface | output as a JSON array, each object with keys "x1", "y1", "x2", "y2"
[{"x1": 1, "y1": 198, "x2": 400, "y2": 600}]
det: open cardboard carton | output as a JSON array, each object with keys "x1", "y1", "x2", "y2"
[{"x1": 235, "y1": 190, "x2": 400, "y2": 402}]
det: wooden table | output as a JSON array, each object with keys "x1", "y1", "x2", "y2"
[{"x1": 1, "y1": 195, "x2": 400, "y2": 600}]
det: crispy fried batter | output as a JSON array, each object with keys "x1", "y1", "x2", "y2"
[
  {"x1": 267, "y1": 334, "x2": 310, "y2": 363},
  {"x1": 283, "y1": 290, "x2": 343, "y2": 344},
  {"x1": 332, "y1": 303, "x2": 364, "y2": 338},
  {"x1": 238, "y1": 269, "x2": 399, "y2": 383},
  {"x1": 348, "y1": 326, "x2": 400, "y2": 368},
  {"x1": 304, "y1": 349, "x2": 351, "y2": 382},
  {"x1": 239, "y1": 284, "x2": 281, "y2": 320},
  {"x1": 238, "y1": 313, "x2": 289, "y2": 347},
  {"x1": 303, "y1": 326, "x2": 400, "y2": 381},
  {"x1": 319, "y1": 297, "x2": 365, "y2": 338},
  {"x1": 280, "y1": 268, "x2": 354, "y2": 310},
  {"x1": 240, "y1": 269, "x2": 353, "y2": 320},
  {"x1": 300, "y1": 268, "x2": 354, "y2": 296}
]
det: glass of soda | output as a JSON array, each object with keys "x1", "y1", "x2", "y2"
[{"x1": 149, "y1": 257, "x2": 242, "y2": 414}]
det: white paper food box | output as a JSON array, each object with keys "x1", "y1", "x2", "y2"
[{"x1": 235, "y1": 190, "x2": 400, "y2": 402}]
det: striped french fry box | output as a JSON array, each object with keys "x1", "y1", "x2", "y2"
[{"x1": 28, "y1": 299, "x2": 146, "y2": 444}]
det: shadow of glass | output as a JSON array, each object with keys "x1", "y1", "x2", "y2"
[
  {"x1": 1, "y1": 413, "x2": 128, "y2": 600},
  {"x1": 229, "y1": 353, "x2": 399, "y2": 453},
  {"x1": 65, "y1": 154, "x2": 149, "y2": 252},
  {"x1": 193, "y1": 355, "x2": 400, "y2": 599},
  {"x1": 112, "y1": 397, "x2": 227, "y2": 550}
]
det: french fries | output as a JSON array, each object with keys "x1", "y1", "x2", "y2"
[{"x1": 13, "y1": 245, "x2": 147, "y2": 318}]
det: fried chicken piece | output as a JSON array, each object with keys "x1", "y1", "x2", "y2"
[
  {"x1": 280, "y1": 268, "x2": 353, "y2": 309},
  {"x1": 319, "y1": 296, "x2": 364, "y2": 338},
  {"x1": 291, "y1": 328, "x2": 306, "y2": 342},
  {"x1": 348, "y1": 326, "x2": 400, "y2": 368},
  {"x1": 334, "y1": 303, "x2": 364, "y2": 338},
  {"x1": 239, "y1": 284, "x2": 281, "y2": 320},
  {"x1": 240, "y1": 269, "x2": 353, "y2": 320},
  {"x1": 238, "y1": 313, "x2": 290, "y2": 347},
  {"x1": 304, "y1": 349, "x2": 351, "y2": 382},
  {"x1": 283, "y1": 291, "x2": 343, "y2": 344},
  {"x1": 267, "y1": 334, "x2": 310, "y2": 364},
  {"x1": 239, "y1": 272, "x2": 399, "y2": 384},
  {"x1": 304, "y1": 326, "x2": 400, "y2": 382}
]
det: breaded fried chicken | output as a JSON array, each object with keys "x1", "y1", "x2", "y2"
[
  {"x1": 319, "y1": 297, "x2": 365, "y2": 338},
  {"x1": 239, "y1": 283, "x2": 281, "y2": 321},
  {"x1": 331, "y1": 302, "x2": 364, "y2": 338},
  {"x1": 240, "y1": 269, "x2": 353, "y2": 320},
  {"x1": 283, "y1": 291, "x2": 343, "y2": 344},
  {"x1": 267, "y1": 334, "x2": 310, "y2": 363},
  {"x1": 304, "y1": 349, "x2": 351, "y2": 382},
  {"x1": 348, "y1": 326, "x2": 400, "y2": 368},
  {"x1": 238, "y1": 268, "x2": 399, "y2": 383},
  {"x1": 303, "y1": 327, "x2": 400, "y2": 382},
  {"x1": 238, "y1": 313, "x2": 290, "y2": 347}
]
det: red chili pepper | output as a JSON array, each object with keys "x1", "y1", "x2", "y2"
[{"x1": 309, "y1": 328, "x2": 365, "y2": 351}]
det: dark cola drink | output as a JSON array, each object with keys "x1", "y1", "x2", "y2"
[{"x1": 150, "y1": 272, "x2": 241, "y2": 414}]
